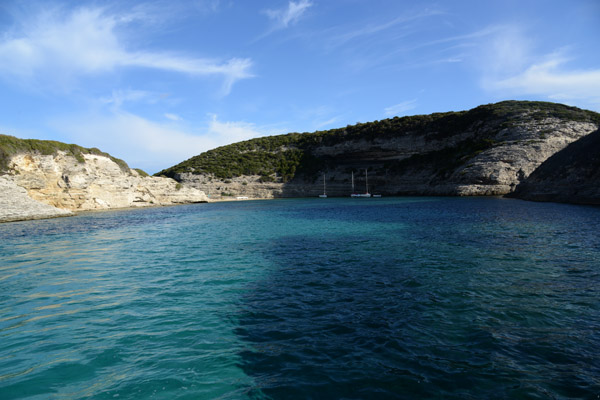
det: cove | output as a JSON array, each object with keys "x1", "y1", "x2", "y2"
[{"x1": 1, "y1": 197, "x2": 599, "y2": 399}]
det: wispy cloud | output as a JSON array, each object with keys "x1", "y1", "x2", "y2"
[
  {"x1": 314, "y1": 116, "x2": 340, "y2": 129},
  {"x1": 192, "y1": 0, "x2": 222, "y2": 15},
  {"x1": 384, "y1": 100, "x2": 417, "y2": 116},
  {"x1": 0, "y1": 6, "x2": 253, "y2": 94},
  {"x1": 99, "y1": 89, "x2": 157, "y2": 108},
  {"x1": 329, "y1": 8, "x2": 443, "y2": 48},
  {"x1": 256, "y1": 0, "x2": 312, "y2": 40},
  {"x1": 264, "y1": 0, "x2": 313, "y2": 29},
  {"x1": 317, "y1": 7, "x2": 454, "y2": 73},
  {"x1": 419, "y1": 25, "x2": 502, "y2": 51},
  {"x1": 164, "y1": 113, "x2": 182, "y2": 121}
]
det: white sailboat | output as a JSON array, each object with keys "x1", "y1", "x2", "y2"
[
  {"x1": 351, "y1": 169, "x2": 371, "y2": 198},
  {"x1": 318, "y1": 174, "x2": 327, "y2": 198}
]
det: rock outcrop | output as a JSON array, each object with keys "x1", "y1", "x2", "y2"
[
  {"x1": 0, "y1": 176, "x2": 72, "y2": 222},
  {"x1": 0, "y1": 139, "x2": 208, "y2": 222},
  {"x1": 510, "y1": 129, "x2": 600, "y2": 205},
  {"x1": 159, "y1": 101, "x2": 600, "y2": 199}
]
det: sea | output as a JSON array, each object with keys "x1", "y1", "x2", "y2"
[{"x1": 0, "y1": 197, "x2": 599, "y2": 399}]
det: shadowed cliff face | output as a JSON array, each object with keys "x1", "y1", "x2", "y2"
[
  {"x1": 511, "y1": 129, "x2": 600, "y2": 205},
  {"x1": 160, "y1": 101, "x2": 600, "y2": 199}
]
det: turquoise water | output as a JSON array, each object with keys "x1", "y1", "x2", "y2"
[{"x1": 1, "y1": 197, "x2": 599, "y2": 399}]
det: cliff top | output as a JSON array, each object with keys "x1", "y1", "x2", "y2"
[{"x1": 0, "y1": 134, "x2": 131, "y2": 173}]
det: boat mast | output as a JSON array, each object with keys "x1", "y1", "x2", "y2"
[
  {"x1": 351, "y1": 171, "x2": 355, "y2": 193},
  {"x1": 365, "y1": 169, "x2": 369, "y2": 194},
  {"x1": 323, "y1": 174, "x2": 326, "y2": 195}
]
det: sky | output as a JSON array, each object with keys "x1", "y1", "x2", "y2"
[{"x1": 0, "y1": 0, "x2": 599, "y2": 173}]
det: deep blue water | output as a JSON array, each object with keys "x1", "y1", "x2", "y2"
[{"x1": 0, "y1": 197, "x2": 599, "y2": 399}]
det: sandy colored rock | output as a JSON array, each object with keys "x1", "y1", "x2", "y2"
[
  {"x1": 0, "y1": 176, "x2": 72, "y2": 222},
  {"x1": 1, "y1": 152, "x2": 208, "y2": 222}
]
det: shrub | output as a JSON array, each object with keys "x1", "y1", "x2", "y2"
[{"x1": 134, "y1": 168, "x2": 149, "y2": 177}]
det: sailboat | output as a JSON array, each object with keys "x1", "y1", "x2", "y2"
[
  {"x1": 351, "y1": 169, "x2": 371, "y2": 198},
  {"x1": 318, "y1": 174, "x2": 327, "y2": 198}
]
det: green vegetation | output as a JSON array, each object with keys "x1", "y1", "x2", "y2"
[
  {"x1": 134, "y1": 168, "x2": 149, "y2": 177},
  {"x1": 0, "y1": 134, "x2": 130, "y2": 173},
  {"x1": 155, "y1": 101, "x2": 600, "y2": 182}
]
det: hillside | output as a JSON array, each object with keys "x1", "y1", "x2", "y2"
[
  {"x1": 0, "y1": 134, "x2": 130, "y2": 173},
  {"x1": 0, "y1": 135, "x2": 207, "y2": 222},
  {"x1": 157, "y1": 101, "x2": 600, "y2": 199}
]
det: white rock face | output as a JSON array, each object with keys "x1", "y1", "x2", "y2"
[
  {"x1": 0, "y1": 176, "x2": 72, "y2": 222},
  {"x1": 1, "y1": 152, "x2": 207, "y2": 222}
]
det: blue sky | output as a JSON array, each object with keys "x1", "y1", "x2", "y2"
[{"x1": 1, "y1": 0, "x2": 599, "y2": 173}]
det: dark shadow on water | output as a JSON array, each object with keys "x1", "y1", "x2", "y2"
[{"x1": 234, "y1": 199, "x2": 600, "y2": 399}]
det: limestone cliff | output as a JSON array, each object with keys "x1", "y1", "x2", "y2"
[
  {"x1": 510, "y1": 129, "x2": 600, "y2": 205},
  {"x1": 0, "y1": 176, "x2": 72, "y2": 222},
  {"x1": 0, "y1": 136, "x2": 208, "y2": 222},
  {"x1": 159, "y1": 101, "x2": 600, "y2": 199}
]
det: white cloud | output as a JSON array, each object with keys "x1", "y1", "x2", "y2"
[
  {"x1": 263, "y1": 0, "x2": 312, "y2": 30},
  {"x1": 0, "y1": 6, "x2": 253, "y2": 94},
  {"x1": 384, "y1": 100, "x2": 417, "y2": 116}
]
